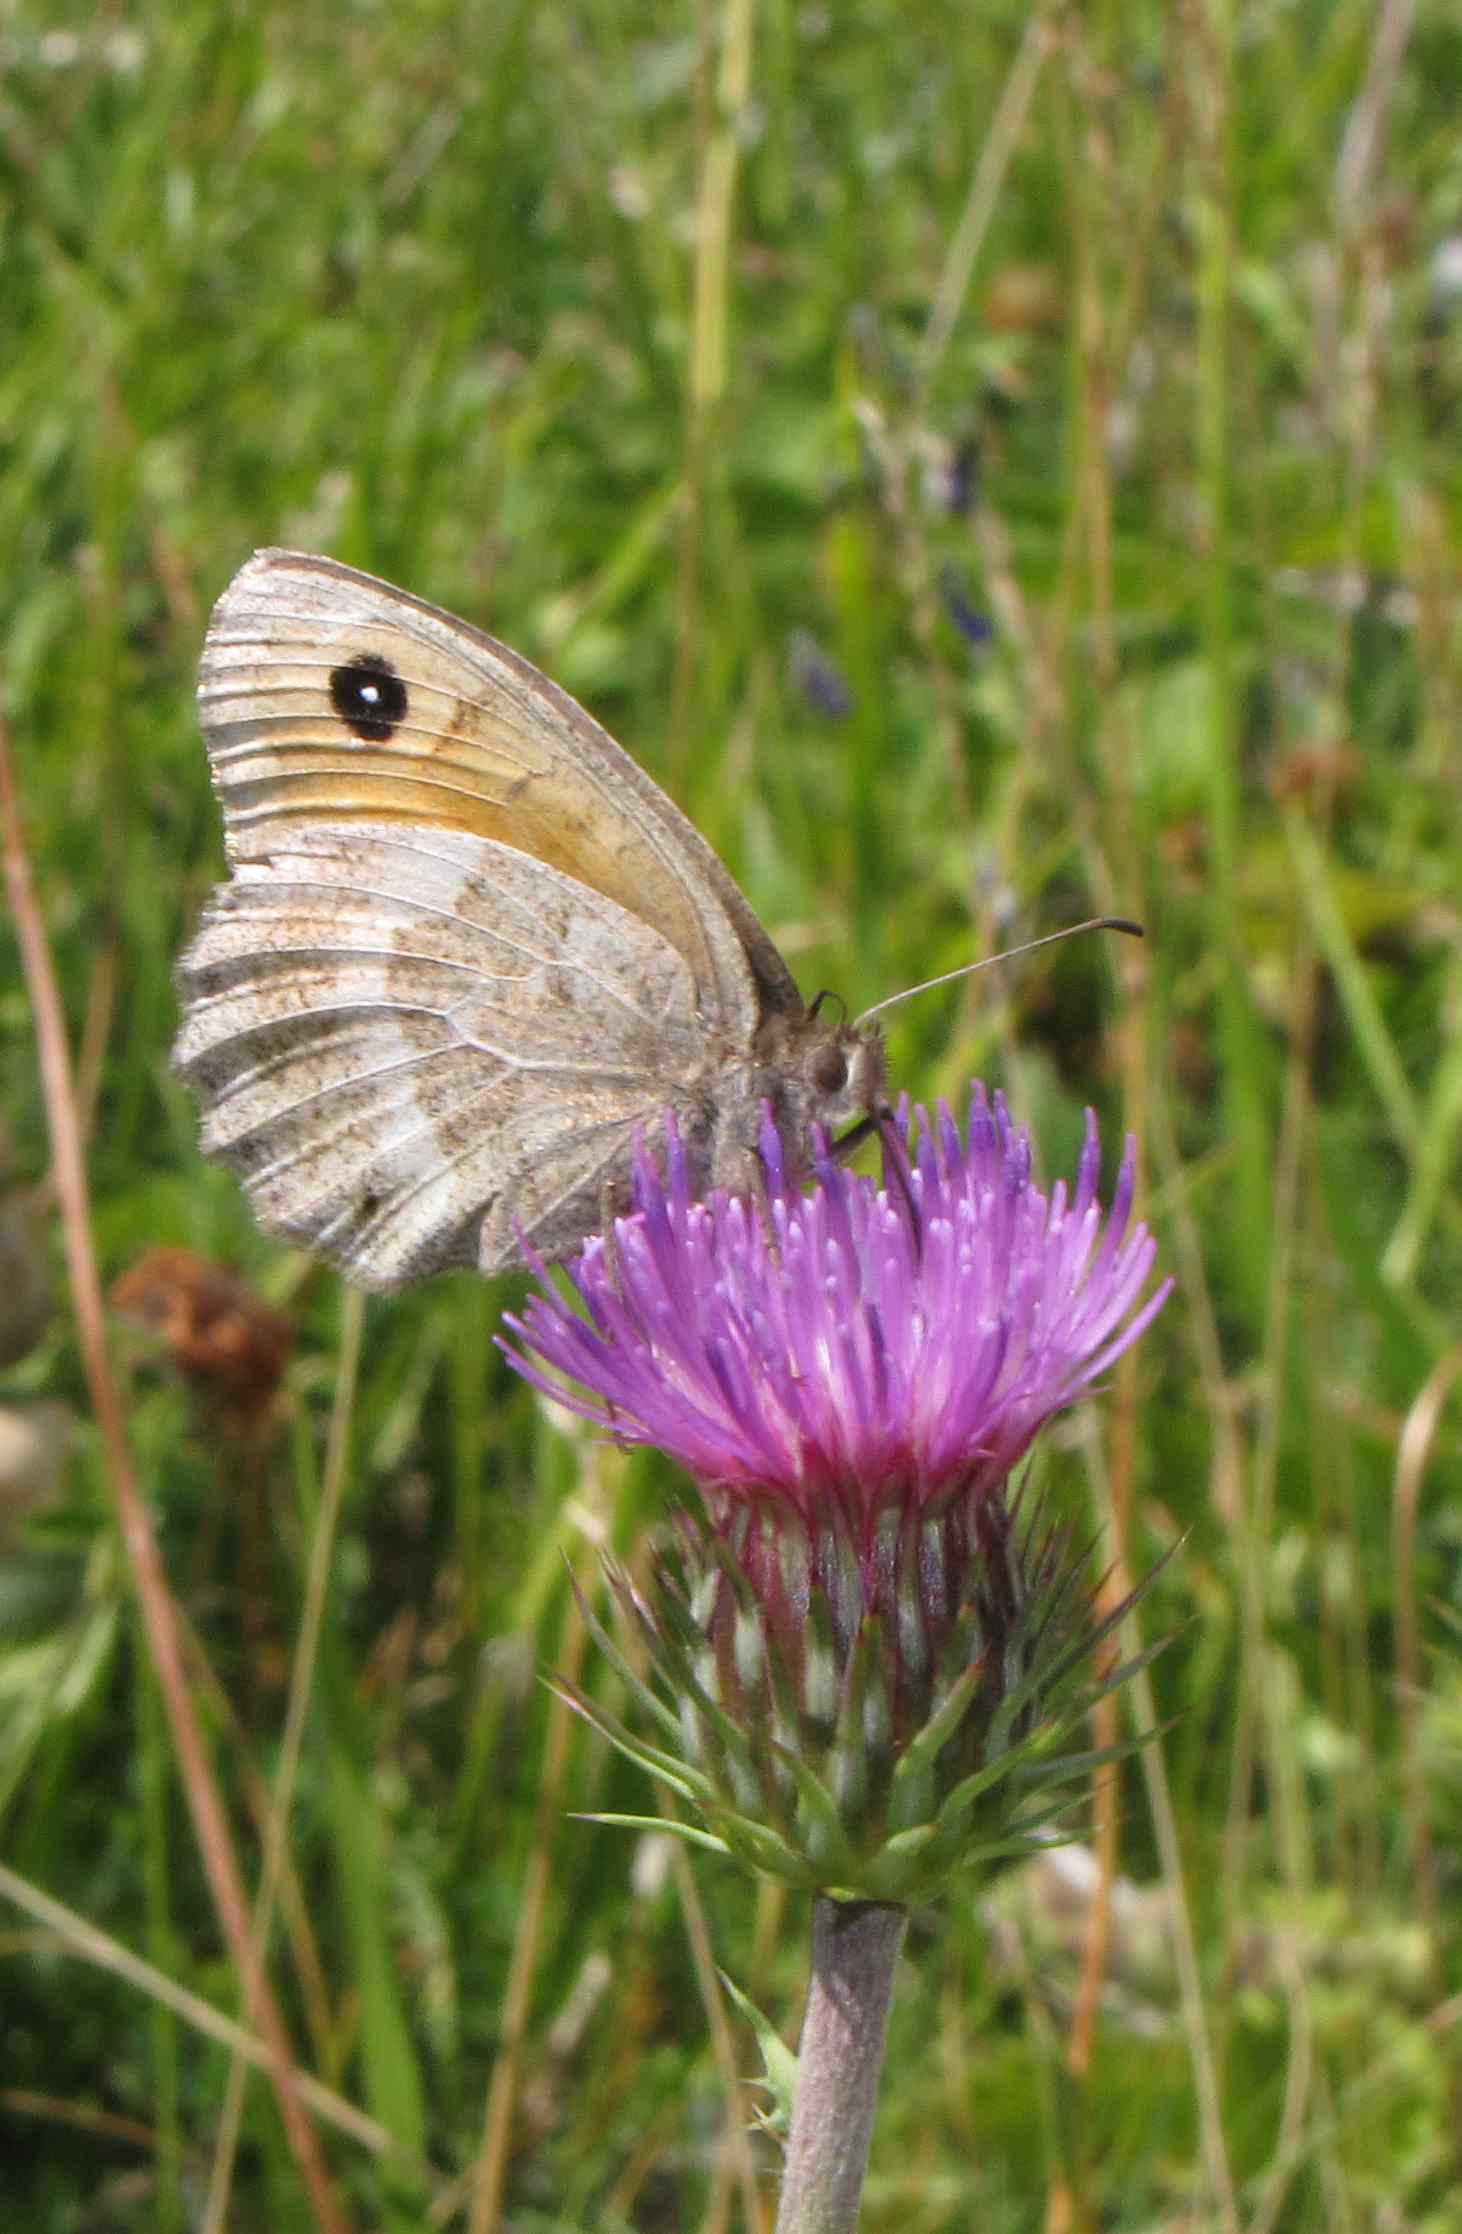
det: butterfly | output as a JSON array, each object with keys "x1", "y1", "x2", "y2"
[{"x1": 173, "y1": 550, "x2": 886, "y2": 1290}]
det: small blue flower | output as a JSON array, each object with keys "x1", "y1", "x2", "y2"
[
  {"x1": 939, "y1": 564, "x2": 994, "y2": 649},
  {"x1": 788, "y1": 630, "x2": 855, "y2": 720}
]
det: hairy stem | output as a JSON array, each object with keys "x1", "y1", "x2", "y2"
[{"x1": 775, "y1": 1899, "x2": 907, "y2": 2234}]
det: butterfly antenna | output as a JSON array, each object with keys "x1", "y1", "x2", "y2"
[{"x1": 855, "y1": 916, "x2": 1143, "y2": 1028}]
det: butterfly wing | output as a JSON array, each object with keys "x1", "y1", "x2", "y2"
[
  {"x1": 175, "y1": 549, "x2": 802, "y2": 1286},
  {"x1": 175, "y1": 821, "x2": 717, "y2": 1286},
  {"x1": 198, "y1": 549, "x2": 802, "y2": 1028}
]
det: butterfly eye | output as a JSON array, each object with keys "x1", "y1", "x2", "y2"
[
  {"x1": 810, "y1": 1044, "x2": 849, "y2": 1096},
  {"x1": 330, "y1": 652, "x2": 409, "y2": 743}
]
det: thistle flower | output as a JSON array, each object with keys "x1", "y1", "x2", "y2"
[{"x1": 502, "y1": 1087, "x2": 1170, "y2": 1904}]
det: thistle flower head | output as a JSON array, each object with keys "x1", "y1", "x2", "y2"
[
  {"x1": 502, "y1": 1089, "x2": 1172, "y2": 1901},
  {"x1": 506, "y1": 1087, "x2": 1165, "y2": 1514}
]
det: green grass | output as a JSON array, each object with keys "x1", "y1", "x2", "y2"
[{"x1": 3, "y1": 0, "x2": 1462, "y2": 2227}]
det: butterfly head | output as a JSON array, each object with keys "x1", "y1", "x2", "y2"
[
  {"x1": 696, "y1": 1004, "x2": 884, "y2": 1210},
  {"x1": 746, "y1": 1000, "x2": 886, "y2": 1170},
  {"x1": 801, "y1": 1011, "x2": 886, "y2": 1135}
]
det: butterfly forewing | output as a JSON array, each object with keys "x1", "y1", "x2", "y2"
[{"x1": 198, "y1": 551, "x2": 784, "y2": 1031}]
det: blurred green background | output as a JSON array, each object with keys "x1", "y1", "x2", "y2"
[{"x1": 3, "y1": 0, "x2": 1462, "y2": 2227}]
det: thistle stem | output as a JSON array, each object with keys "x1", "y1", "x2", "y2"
[{"x1": 775, "y1": 1898, "x2": 908, "y2": 2234}]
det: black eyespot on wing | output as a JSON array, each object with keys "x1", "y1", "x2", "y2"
[{"x1": 329, "y1": 653, "x2": 409, "y2": 743}]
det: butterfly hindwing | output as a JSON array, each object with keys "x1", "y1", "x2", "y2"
[{"x1": 174, "y1": 821, "x2": 711, "y2": 1286}]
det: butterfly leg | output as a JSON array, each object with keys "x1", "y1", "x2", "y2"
[
  {"x1": 596, "y1": 1176, "x2": 627, "y2": 1296},
  {"x1": 830, "y1": 1113, "x2": 879, "y2": 1161},
  {"x1": 836, "y1": 1101, "x2": 923, "y2": 1255}
]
